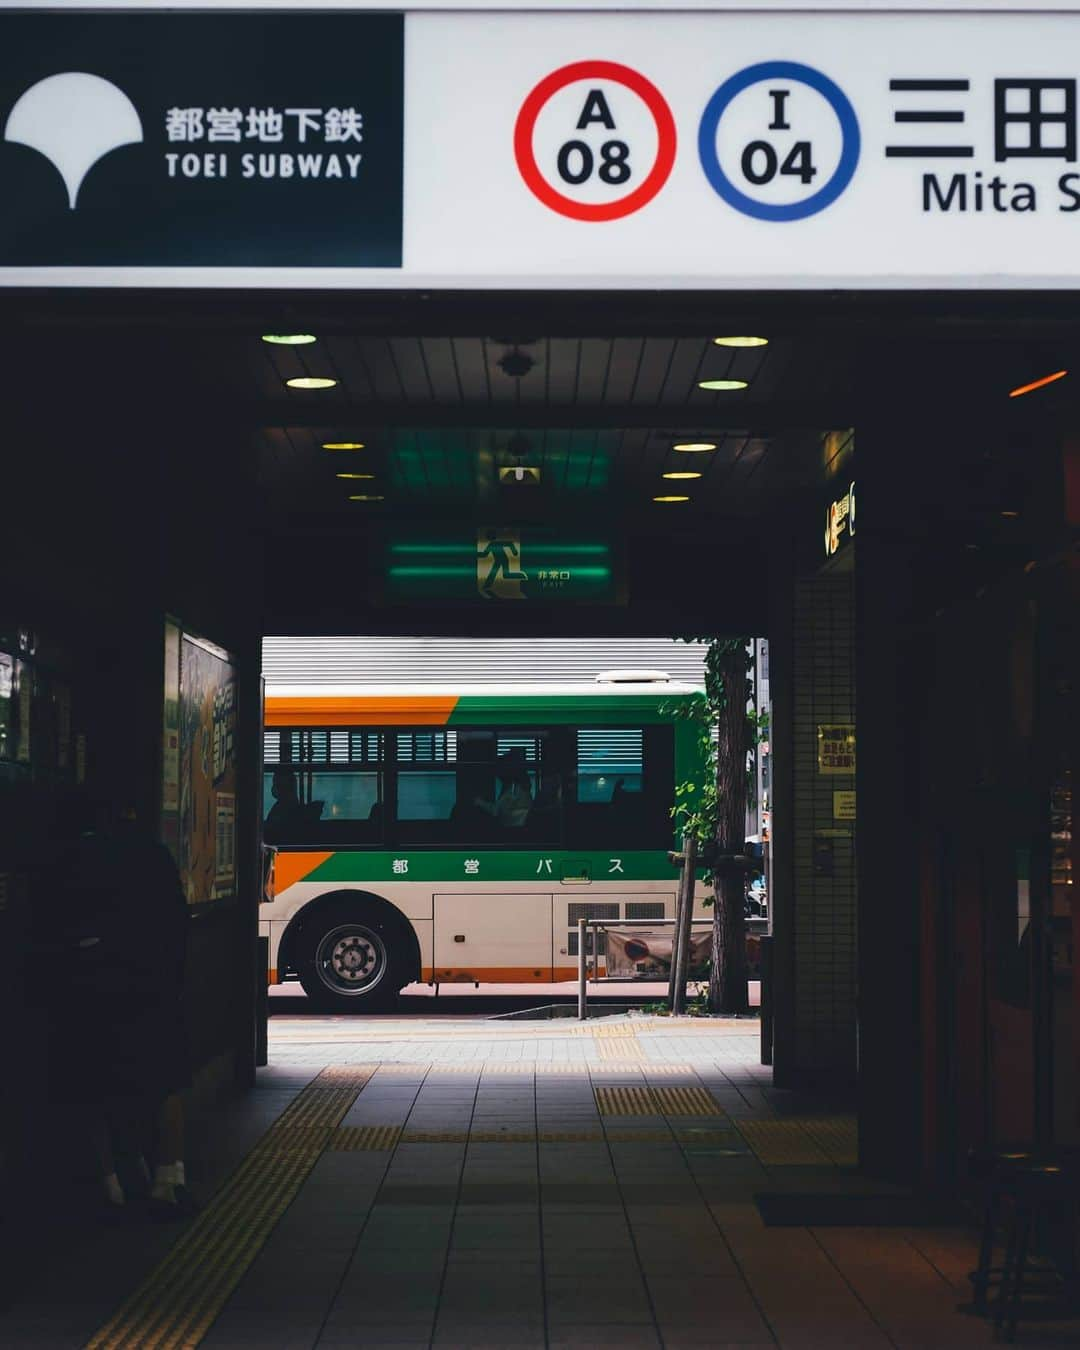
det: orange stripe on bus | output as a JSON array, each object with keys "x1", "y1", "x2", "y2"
[
  {"x1": 267, "y1": 967, "x2": 596, "y2": 988},
  {"x1": 266, "y1": 695, "x2": 458, "y2": 727},
  {"x1": 421, "y1": 967, "x2": 592, "y2": 983},
  {"x1": 273, "y1": 851, "x2": 334, "y2": 892}
]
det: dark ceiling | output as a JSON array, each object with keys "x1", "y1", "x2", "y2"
[
  {"x1": 251, "y1": 333, "x2": 852, "y2": 527},
  {"x1": 4, "y1": 288, "x2": 1077, "y2": 635}
]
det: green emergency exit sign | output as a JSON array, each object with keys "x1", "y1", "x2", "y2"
[{"x1": 384, "y1": 528, "x2": 619, "y2": 604}]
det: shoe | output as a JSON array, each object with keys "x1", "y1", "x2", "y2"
[
  {"x1": 172, "y1": 1184, "x2": 198, "y2": 1217},
  {"x1": 146, "y1": 1185, "x2": 198, "y2": 1222}
]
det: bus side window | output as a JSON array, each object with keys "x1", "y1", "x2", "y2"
[
  {"x1": 263, "y1": 768, "x2": 381, "y2": 845},
  {"x1": 568, "y1": 727, "x2": 673, "y2": 848},
  {"x1": 262, "y1": 727, "x2": 384, "y2": 846}
]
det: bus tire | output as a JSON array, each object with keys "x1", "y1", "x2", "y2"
[{"x1": 295, "y1": 900, "x2": 406, "y2": 1012}]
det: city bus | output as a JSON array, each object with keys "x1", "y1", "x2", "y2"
[{"x1": 260, "y1": 671, "x2": 711, "y2": 1010}]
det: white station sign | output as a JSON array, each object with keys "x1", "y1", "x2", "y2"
[{"x1": 4, "y1": 8, "x2": 1080, "y2": 287}]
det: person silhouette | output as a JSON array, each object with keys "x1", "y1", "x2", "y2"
[
  {"x1": 264, "y1": 769, "x2": 308, "y2": 844},
  {"x1": 475, "y1": 752, "x2": 533, "y2": 828},
  {"x1": 477, "y1": 529, "x2": 527, "y2": 599}
]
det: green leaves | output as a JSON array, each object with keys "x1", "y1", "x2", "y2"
[{"x1": 668, "y1": 635, "x2": 756, "y2": 869}]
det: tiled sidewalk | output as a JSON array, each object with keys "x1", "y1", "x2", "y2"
[{"x1": 3, "y1": 1011, "x2": 1076, "y2": 1348}]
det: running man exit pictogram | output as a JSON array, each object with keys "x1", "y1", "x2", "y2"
[{"x1": 477, "y1": 527, "x2": 528, "y2": 599}]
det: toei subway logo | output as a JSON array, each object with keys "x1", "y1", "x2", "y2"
[
  {"x1": 0, "y1": 12, "x2": 403, "y2": 267},
  {"x1": 2, "y1": 73, "x2": 366, "y2": 202},
  {"x1": 3, "y1": 73, "x2": 143, "y2": 209}
]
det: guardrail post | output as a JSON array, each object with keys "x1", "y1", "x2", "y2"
[
  {"x1": 668, "y1": 836, "x2": 687, "y2": 1010},
  {"x1": 578, "y1": 917, "x2": 587, "y2": 1020},
  {"x1": 759, "y1": 934, "x2": 774, "y2": 1065},
  {"x1": 672, "y1": 836, "x2": 697, "y2": 1015}
]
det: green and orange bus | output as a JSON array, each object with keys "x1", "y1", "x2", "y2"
[{"x1": 260, "y1": 672, "x2": 710, "y2": 1010}]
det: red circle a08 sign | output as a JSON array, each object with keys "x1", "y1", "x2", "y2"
[{"x1": 513, "y1": 60, "x2": 676, "y2": 222}]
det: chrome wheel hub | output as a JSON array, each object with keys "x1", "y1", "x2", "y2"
[{"x1": 315, "y1": 923, "x2": 387, "y2": 996}]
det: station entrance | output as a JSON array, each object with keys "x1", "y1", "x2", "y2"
[
  {"x1": 2, "y1": 287, "x2": 1075, "y2": 1194},
  {"x1": 0, "y1": 3, "x2": 1078, "y2": 1340}
]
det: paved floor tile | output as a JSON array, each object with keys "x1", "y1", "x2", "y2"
[
  {"x1": 548, "y1": 1328, "x2": 662, "y2": 1349},
  {"x1": 3, "y1": 1013, "x2": 1021, "y2": 1350},
  {"x1": 430, "y1": 1324, "x2": 546, "y2": 1348},
  {"x1": 544, "y1": 1274, "x2": 654, "y2": 1325}
]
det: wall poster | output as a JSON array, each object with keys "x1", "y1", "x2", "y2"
[
  {"x1": 161, "y1": 621, "x2": 181, "y2": 861},
  {"x1": 817, "y1": 723, "x2": 856, "y2": 775},
  {"x1": 165, "y1": 625, "x2": 238, "y2": 905}
]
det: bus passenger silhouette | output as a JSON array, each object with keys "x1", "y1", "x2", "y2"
[
  {"x1": 478, "y1": 529, "x2": 527, "y2": 599},
  {"x1": 265, "y1": 769, "x2": 312, "y2": 843}
]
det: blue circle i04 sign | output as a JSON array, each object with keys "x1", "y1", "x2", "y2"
[{"x1": 698, "y1": 61, "x2": 860, "y2": 221}]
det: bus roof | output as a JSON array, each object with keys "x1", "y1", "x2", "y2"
[{"x1": 265, "y1": 680, "x2": 703, "y2": 699}]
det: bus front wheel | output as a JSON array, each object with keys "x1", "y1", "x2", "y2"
[{"x1": 296, "y1": 905, "x2": 404, "y2": 1012}]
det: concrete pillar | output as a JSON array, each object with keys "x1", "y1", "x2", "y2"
[{"x1": 771, "y1": 543, "x2": 857, "y2": 1091}]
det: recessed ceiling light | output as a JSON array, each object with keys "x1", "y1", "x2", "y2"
[
  {"x1": 336, "y1": 472, "x2": 375, "y2": 480},
  {"x1": 261, "y1": 333, "x2": 316, "y2": 345},
  {"x1": 698, "y1": 379, "x2": 748, "y2": 391},
  {"x1": 348, "y1": 494, "x2": 384, "y2": 502},
  {"x1": 1008, "y1": 369, "x2": 1067, "y2": 398},
  {"x1": 713, "y1": 336, "x2": 768, "y2": 347},
  {"x1": 662, "y1": 471, "x2": 702, "y2": 480},
  {"x1": 286, "y1": 376, "x2": 337, "y2": 390},
  {"x1": 322, "y1": 441, "x2": 365, "y2": 450},
  {"x1": 672, "y1": 442, "x2": 717, "y2": 453},
  {"x1": 653, "y1": 494, "x2": 690, "y2": 503},
  {"x1": 1000, "y1": 509, "x2": 1020, "y2": 518}
]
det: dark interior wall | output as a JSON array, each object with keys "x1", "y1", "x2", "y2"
[
  {"x1": 855, "y1": 417, "x2": 926, "y2": 1183},
  {"x1": 1, "y1": 372, "x2": 264, "y2": 1235},
  {"x1": 914, "y1": 552, "x2": 1080, "y2": 1187},
  {"x1": 854, "y1": 362, "x2": 1078, "y2": 1184},
  {"x1": 789, "y1": 569, "x2": 856, "y2": 1086}
]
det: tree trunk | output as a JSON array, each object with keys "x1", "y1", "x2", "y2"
[{"x1": 709, "y1": 643, "x2": 750, "y2": 1015}]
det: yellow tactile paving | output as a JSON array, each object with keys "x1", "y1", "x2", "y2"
[
  {"x1": 400, "y1": 1129, "x2": 469, "y2": 1143},
  {"x1": 86, "y1": 1067, "x2": 372, "y2": 1350},
  {"x1": 651, "y1": 1085, "x2": 724, "y2": 1117},
  {"x1": 733, "y1": 1118, "x2": 836, "y2": 1166},
  {"x1": 594, "y1": 1084, "x2": 725, "y2": 1117},
  {"x1": 539, "y1": 1130, "x2": 607, "y2": 1142},
  {"x1": 479, "y1": 1062, "x2": 564, "y2": 1074},
  {"x1": 332, "y1": 1125, "x2": 403, "y2": 1151},
  {"x1": 598, "y1": 1037, "x2": 644, "y2": 1062},
  {"x1": 468, "y1": 1130, "x2": 536, "y2": 1142},
  {"x1": 399, "y1": 1129, "x2": 679, "y2": 1143},
  {"x1": 603, "y1": 1128, "x2": 675, "y2": 1142},
  {"x1": 801, "y1": 1115, "x2": 859, "y2": 1167},
  {"x1": 259, "y1": 1124, "x2": 333, "y2": 1154},
  {"x1": 595, "y1": 1086, "x2": 658, "y2": 1116}
]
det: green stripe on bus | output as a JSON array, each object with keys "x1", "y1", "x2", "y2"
[
  {"x1": 298, "y1": 850, "x2": 683, "y2": 884},
  {"x1": 447, "y1": 693, "x2": 697, "y2": 726}
]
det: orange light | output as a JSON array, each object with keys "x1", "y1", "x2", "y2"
[{"x1": 1008, "y1": 369, "x2": 1067, "y2": 398}]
